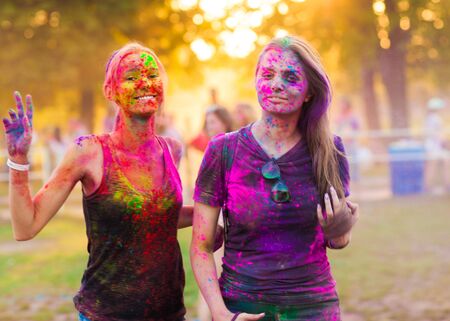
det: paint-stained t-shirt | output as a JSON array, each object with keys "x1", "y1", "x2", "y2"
[
  {"x1": 74, "y1": 135, "x2": 185, "y2": 321},
  {"x1": 194, "y1": 124, "x2": 350, "y2": 305}
]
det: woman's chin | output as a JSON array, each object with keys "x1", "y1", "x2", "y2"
[{"x1": 262, "y1": 106, "x2": 300, "y2": 116}]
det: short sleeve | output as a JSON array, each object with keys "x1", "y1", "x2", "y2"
[
  {"x1": 334, "y1": 135, "x2": 351, "y2": 197},
  {"x1": 193, "y1": 134, "x2": 226, "y2": 207}
]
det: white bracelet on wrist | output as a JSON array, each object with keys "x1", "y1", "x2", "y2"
[{"x1": 7, "y1": 158, "x2": 30, "y2": 171}]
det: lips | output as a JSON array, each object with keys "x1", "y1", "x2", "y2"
[{"x1": 266, "y1": 96, "x2": 288, "y2": 103}]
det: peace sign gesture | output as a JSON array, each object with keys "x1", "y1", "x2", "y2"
[
  {"x1": 317, "y1": 186, "x2": 359, "y2": 240},
  {"x1": 2, "y1": 91, "x2": 34, "y2": 160}
]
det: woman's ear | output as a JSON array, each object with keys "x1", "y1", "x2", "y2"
[{"x1": 105, "y1": 85, "x2": 113, "y2": 101}]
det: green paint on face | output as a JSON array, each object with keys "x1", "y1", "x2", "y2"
[{"x1": 140, "y1": 52, "x2": 158, "y2": 69}]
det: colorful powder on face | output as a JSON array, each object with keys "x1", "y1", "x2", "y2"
[{"x1": 140, "y1": 52, "x2": 158, "y2": 69}]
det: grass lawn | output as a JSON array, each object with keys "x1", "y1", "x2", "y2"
[{"x1": 1, "y1": 194, "x2": 449, "y2": 321}]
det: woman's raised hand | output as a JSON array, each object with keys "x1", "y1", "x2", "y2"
[
  {"x1": 2, "y1": 91, "x2": 33, "y2": 160},
  {"x1": 316, "y1": 186, "x2": 359, "y2": 240}
]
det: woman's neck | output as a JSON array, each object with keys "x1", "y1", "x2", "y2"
[
  {"x1": 110, "y1": 112, "x2": 158, "y2": 153},
  {"x1": 253, "y1": 110, "x2": 301, "y2": 143},
  {"x1": 252, "y1": 110, "x2": 302, "y2": 158}
]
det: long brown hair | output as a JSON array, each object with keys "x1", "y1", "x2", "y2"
[{"x1": 257, "y1": 36, "x2": 345, "y2": 200}]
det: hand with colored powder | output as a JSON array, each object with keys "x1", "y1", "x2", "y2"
[
  {"x1": 2, "y1": 91, "x2": 33, "y2": 162},
  {"x1": 317, "y1": 186, "x2": 359, "y2": 241}
]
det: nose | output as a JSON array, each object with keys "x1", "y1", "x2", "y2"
[
  {"x1": 270, "y1": 76, "x2": 284, "y2": 92},
  {"x1": 137, "y1": 77, "x2": 151, "y2": 89}
]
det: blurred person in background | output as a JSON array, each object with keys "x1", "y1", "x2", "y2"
[
  {"x1": 156, "y1": 112, "x2": 184, "y2": 148},
  {"x1": 102, "y1": 101, "x2": 117, "y2": 133},
  {"x1": 2, "y1": 42, "x2": 196, "y2": 321},
  {"x1": 233, "y1": 102, "x2": 257, "y2": 130},
  {"x1": 42, "y1": 126, "x2": 68, "y2": 180},
  {"x1": 189, "y1": 105, "x2": 233, "y2": 153},
  {"x1": 424, "y1": 97, "x2": 449, "y2": 194},
  {"x1": 48, "y1": 126, "x2": 68, "y2": 169},
  {"x1": 335, "y1": 96, "x2": 361, "y2": 182},
  {"x1": 191, "y1": 35, "x2": 359, "y2": 321},
  {"x1": 67, "y1": 118, "x2": 88, "y2": 141}
]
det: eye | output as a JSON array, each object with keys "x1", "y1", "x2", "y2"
[
  {"x1": 286, "y1": 75, "x2": 298, "y2": 83},
  {"x1": 126, "y1": 76, "x2": 137, "y2": 81},
  {"x1": 148, "y1": 74, "x2": 159, "y2": 79},
  {"x1": 261, "y1": 73, "x2": 273, "y2": 79}
]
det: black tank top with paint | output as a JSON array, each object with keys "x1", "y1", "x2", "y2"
[{"x1": 74, "y1": 134, "x2": 185, "y2": 321}]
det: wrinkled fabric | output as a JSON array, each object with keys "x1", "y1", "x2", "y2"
[{"x1": 194, "y1": 124, "x2": 349, "y2": 306}]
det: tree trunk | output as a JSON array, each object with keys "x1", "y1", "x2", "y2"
[
  {"x1": 379, "y1": 44, "x2": 408, "y2": 129},
  {"x1": 361, "y1": 66, "x2": 380, "y2": 130},
  {"x1": 379, "y1": 0, "x2": 409, "y2": 130}
]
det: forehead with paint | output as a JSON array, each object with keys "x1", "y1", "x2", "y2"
[
  {"x1": 257, "y1": 46, "x2": 305, "y2": 75},
  {"x1": 115, "y1": 51, "x2": 159, "y2": 83}
]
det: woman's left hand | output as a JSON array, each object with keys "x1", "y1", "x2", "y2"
[{"x1": 316, "y1": 186, "x2": 359, "y2": 240}]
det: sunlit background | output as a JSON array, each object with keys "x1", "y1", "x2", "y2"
[{"x1": 0, "y1": 1, "x2": 449, "y2": 320}]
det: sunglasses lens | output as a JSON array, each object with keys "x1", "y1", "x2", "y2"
[
  {"x1": 261, "y1": 161, "x2": 280, "y2": 179},
  {"x1": 272, "y1": 181, "x2": 291, "y2": 203}
]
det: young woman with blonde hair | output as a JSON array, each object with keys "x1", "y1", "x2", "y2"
[{"x1": 3, "y1": 42, "x2": 192, "y2": 321}]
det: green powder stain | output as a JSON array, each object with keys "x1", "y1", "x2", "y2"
[
  {"x1": 280, "y1": 36, "x2": 291, "y2": 48},
  {"x1": 140, "y1": 52, "x2": 158, "y2": 69}
]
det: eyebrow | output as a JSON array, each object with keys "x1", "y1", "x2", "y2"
[
  {"x1": 124, "y1": 68, "x2": 140, "y2": 74},
  {"x1": 260, "y1": 66, "x2": 301, "y2": 74},
  {"x1": 260, "y1": 66, "x2": 274, "y2": 72}
]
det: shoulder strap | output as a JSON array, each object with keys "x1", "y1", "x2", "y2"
[{"x1": 221, "y1": 130, "x2": 239, "y2": 244}]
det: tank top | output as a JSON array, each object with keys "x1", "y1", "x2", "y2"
[{"x1": 74, "y1": 134, "x2": 185, "y2": 321}]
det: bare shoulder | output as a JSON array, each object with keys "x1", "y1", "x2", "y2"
[
  {"x1": 69, "y1": 135, "x2": 102, "y2": 159},
  {"x1": 60, "y1": 135, "x2": 103, "y2": 177},
  {"x1": 161, "y1": 136, "x2": 183, "y2": 166}
]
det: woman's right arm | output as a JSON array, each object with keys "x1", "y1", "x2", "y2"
[
  {"x1": 190, "y1": 202, "x2": 264, "y2": 321},
  {"x1": 3, "y1": 92, "x2": 90, "y2": 240},
  {"x1": 9, "y1": 141, "x2": 91, "y2": 241},
  {"x1": 190, "y1": 202, "x2": 230, "y2": 321}
]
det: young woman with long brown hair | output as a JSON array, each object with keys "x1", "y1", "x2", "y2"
[{"x1": 191, "y1": 35, "x2": 359, "y2": 321}]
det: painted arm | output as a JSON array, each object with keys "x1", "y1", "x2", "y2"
[
  {"x1": 2, "y1": 92, "x2": 87, "y2": 241},
  {"x1": 317, "y1": 186, "x2": 360, "y2": 249},
  {"x1": 190, "y1": 202, "x2": 265, "y2": 321}
]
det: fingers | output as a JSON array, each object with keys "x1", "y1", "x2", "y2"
[
  {"x1": 25, "y1": 94, "x2": 34, "y2": 125},
  {"x1": 324, "y1": 192, "x2": 334, "y2": 221},
  {"x1": 14, "y1": 91, "x2": 24, "y2": 118},
  {"x1": 2, "y1": 118, "x2": 11, "y2": 130},
  {"x1": 347, "y1": 201, "x2": 360, "y2": 220},
  {"x1": 239, "y1": 312, "x2": 265, "y2": 320},
  {"x1": 22, "y1": 115, "x2": 32, "y2": 138},
  {"x1": 329, "y1": 186, "x2": 341, "y2": 210},
  {"x1": 346, "y1": 200, "x2": 358, "y2": 212},
  {"x1": 8, "y1": 109, "x2": 18, "y2": 121},
  {"x1": 317, "y1": 204, "x2": 325, "y2": 227}
]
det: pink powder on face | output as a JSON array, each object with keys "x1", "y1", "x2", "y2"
[{"x1": 256, "y1": 47, "x2": 309, "y2": 115}]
